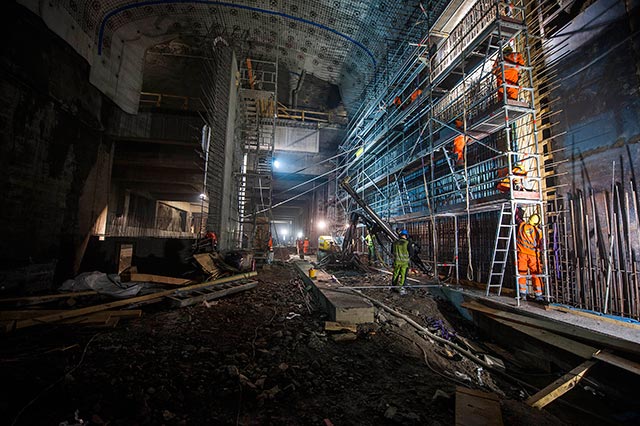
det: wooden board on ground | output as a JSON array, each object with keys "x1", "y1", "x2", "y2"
[
  {"x1": 546, "y1": 304, "x2": 640, "y2": 331},
  {"x1": 193, "y1": 253, "x2": 221, "y2": 276},
  {"x1": 526, "y1": 360, "x2": 597, "y2": 409},
  {"x1": 167, "y1": 280, "x2": 258, "y2": 308},
  {"x1": 324, "y1": 321, "x2": 358, "y2": 333},
  {"x1": 1, "y1": 310, "x2": 142, "y2": 331},
  {"x1": 193, "y1": 253, "x2": 237, "y2": 280},
  {"x1": 129, "y1": 273, "x2": 191, "y2": 286},
  {"x1": 0, "y1": 309, "x2": 141, "y2": 320},
  {"x1": 593, "y1": 350, "x2": 640, "y2": 376},
  {"x1": 462, "y1": 301, "x2": 640, "y2": 356},
  {"x1": 0, "y1": 291, "x2": 98, "y2": 306},
  {"x1": 455, "y1": 386, "x2": 503, "y2": 426},
  {"x1": 486, "y1": 314, "x2": 640, "y2": 376},
  {"x1": 12, "y1": 272, "x2": 257, "y2": 330},
  {"x1": 484, "y1": 315, "x2": 598, "y2": 359}
]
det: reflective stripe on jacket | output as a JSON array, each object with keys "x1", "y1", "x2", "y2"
[{"x1": 393, "y1": 239, "x2": 410, "y2": 264}]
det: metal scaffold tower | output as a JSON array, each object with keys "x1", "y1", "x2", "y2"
[
  {"x1": 336, "y1": 0, "x2": 550, "y2": 304},
  {"x1": 236, "y1": 58, "x2": 278, "y2": 250}
]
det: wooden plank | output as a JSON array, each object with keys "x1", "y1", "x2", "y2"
[
  {"x1": 169, "y1": 281, "x2": 258, "y2": 308},
  {"x1": 525, "y1": 360, "x2": 597, "y2": 408},
  {"x1": 462, "y1": 301, "x2": 640, "y2": 356},
  {"x1": 455, "y1": 386, "x2": 503, "y2": 426},
  {"x1": 485, "y1": 315, "x2": 599, "y2": 359},
  {"x1": 129, "y1": 273, "x2": 191, "y2": 286},
  {"x1": 593, "y1": 351, "x2": 640, "y2": 376},
  {"x1": 489, "y1": 315, "x2": 640, "y2": 376},
  {"x1": 324, "y1": 321, "x2": 358, "y2": 333},
  {"x1": 0, "y1": 309, "x2": 141, "y2": 320},
  {"x1": 0, "y1": 291, "x2": 98, "y2": 305},
  {"x1": 546, "y1": 304, "x2": 640, "y2": 331},
  {"x1": 13, "y1": 272, "x2": 257, "y2": 330}
]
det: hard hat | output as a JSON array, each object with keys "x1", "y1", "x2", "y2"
[
  {"x1": 513, "y1": 165, "x2": 526, "y2": 175},
  {"x1": 503, "y1": 45, "x2": 513, "y2": 55},
  {"x1": 455, "y1": 119, "x2": 463, "y2": 128},
  {"x1": 400, "y1": 229, "x2": 409, "y2": 237},
  {"x1": 528, "y1": 214, "x2": 540, "y2": 226}
]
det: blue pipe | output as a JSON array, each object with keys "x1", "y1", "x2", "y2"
[{"x1": 97, "y1": 0, "x2": 377, "y2": 67}]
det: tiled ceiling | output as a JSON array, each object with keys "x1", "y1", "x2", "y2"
[{"x1": 55, "y1": 0, "x2": 439, "y2": 109}]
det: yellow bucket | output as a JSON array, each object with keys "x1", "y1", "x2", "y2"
[{"x1": 308, "y1": 268, "x2": 317, "y2": 279}]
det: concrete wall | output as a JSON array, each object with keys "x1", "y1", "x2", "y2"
[
  {"x1": 219, "y1": 52, "x2": 240, "y2": 250},
  {"x1": 0, "y1": 4, "x2": 114, "y2": 289},
  {"x1": 80, "y1": 236, "x2": 195, "y2": 277}
]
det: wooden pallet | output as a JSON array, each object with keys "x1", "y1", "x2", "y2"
[{"x1": 167, "y1": 280, "x2": 258, "y2": 308}]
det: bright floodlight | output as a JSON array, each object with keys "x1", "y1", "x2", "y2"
[
  {"x1": 199, "y1": 193, "x2": 206, "y2": 199},
  {"x1": 318, "y1": 220, "x2": 327, "y2": 230},
  {"x1": 297, "y1": 231, "x2": 303, "y2": 238},
  {"x1": 274, "y1": 159, "x2": 281, "y2": 169},
  {"x1": 281, "y1": 228, "x2": 288, "y2": 236}
]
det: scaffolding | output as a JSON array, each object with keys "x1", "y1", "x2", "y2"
[
  {"x1": 336, "y1": 0, "x2": 550, "y2": 304},
  {"x1": 236, "y1": 58, "x2": 278, "y2": 250}
]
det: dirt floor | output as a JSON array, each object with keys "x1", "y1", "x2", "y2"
[{"x1": 1, "y1": 264, "x2": 579, "y2": 425}]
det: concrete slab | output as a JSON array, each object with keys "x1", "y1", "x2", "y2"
[{"x1": 294, "y1": 261, "x2": 374, "y2": 324}]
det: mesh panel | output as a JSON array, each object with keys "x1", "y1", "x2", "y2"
[{"x1": 55, "y1": 0, "x2": 429, "y2": 111}]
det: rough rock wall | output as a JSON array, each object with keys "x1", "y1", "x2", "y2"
[
  {"x1": 552, "y1": 0, "x2": 640, "y2": 192},
  {"x1": 0, "y1": 4, "x2": 113, "y2": 289}
]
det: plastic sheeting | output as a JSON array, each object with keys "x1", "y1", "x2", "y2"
[{"x1": 60, "y1": 271, "x2": 144, "y2": 299}]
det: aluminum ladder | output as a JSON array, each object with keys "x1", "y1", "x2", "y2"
[{"x1": 486, "y1": 202, "x2": 514, "y2": 295}]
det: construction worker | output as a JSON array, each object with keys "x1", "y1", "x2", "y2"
[
  {"x1": 496, "y1": 165, "x2": 527, "y2": 192},
  {"x1": 493, "y1": 45, "x2": 525, "y2": 102},
  {"x1": 517, "y1": 214, "x2": 544, "y2": 301},
  {"x1": 303, "y1": 237, "x2": 310, "y2": 255},
  {"x1": 297, "y1": 238, "x2": 304, "y2": 259},
  {"x1": 393, "y1": 96, "x2": 402, "y2": 108},
  {"x1": 364, "y1": 231, "x2": 375, "y2": 264},
  {"x1": 452, "y1": 119, "x2": 469, "y2": 166},
  {"x1": 392, "y1": 230, "x2": 411, "y2": 295},
  {"x1": 204, "y1": 230, "x2": 218, "y2": 252},
  {"x1": 267, "y1": 233, "x2": 274, "y2": 265},
  {"x1": 408, "y1": 88, "x2": 422, "y2": 104}
]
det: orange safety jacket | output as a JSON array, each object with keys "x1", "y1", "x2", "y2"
[
  {"x1": 517, "y1": 222, "x2": 541, "y2": 256},
  {"x1": 493, "y1": 52, "x2": 525, "y2": 100},
  {"x1": 409, "y1": 89, "x2": 422, "y2": 102},
  {"x1": 268, "y1": 236, "x2": 273, "y2": 251},
  {"x1": 453, "y1": 135, "x2": 466, "y2": 163},
  {"x1": 496, "y1": 166, "x2": 527, "y2": 192},
  {"x1": 303, "y1": 239, "x2": 310, "y2": 253}
]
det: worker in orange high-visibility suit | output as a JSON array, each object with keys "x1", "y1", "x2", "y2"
[
  {"x1": 409, "y1": 88, "x2": 422, "y2": 103},
  {"x1": 517, "y1": 214, "x2": 544, "y2": 302},
  {"x1": 267, "y1": 233, "x2": 274, "y2": 264},
  {"x1": 452, "y1": 119, "x2": 469, "y2": 166},
  {"x1": 303, "y1": 237, "x2": 310, "y2": 255},
  {"x1": 493, "y1": 46, "x2": 525, "y2": 102}
]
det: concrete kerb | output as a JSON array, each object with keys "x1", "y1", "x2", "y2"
[{"x1": 293, "y1": 261, "x2": 374, "y2": 324}]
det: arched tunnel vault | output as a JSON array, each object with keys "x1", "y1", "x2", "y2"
[{"x1": 19, "y1": 0, "x2": 426, "y2": 113}]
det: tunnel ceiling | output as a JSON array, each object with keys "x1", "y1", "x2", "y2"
[{"x1": 22, "y1": 0, "x2": 447, "y2": 112}]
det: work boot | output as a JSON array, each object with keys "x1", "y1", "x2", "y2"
[
  {"x1": 519, "y1": 292, "x2": 527, "y2": 301},
  {"x1": 399, "y1": 287, "x2": 406, "y2": 296},
  {"x1": 534, "y1": 295, "x2": 544, "y2": 303}
]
